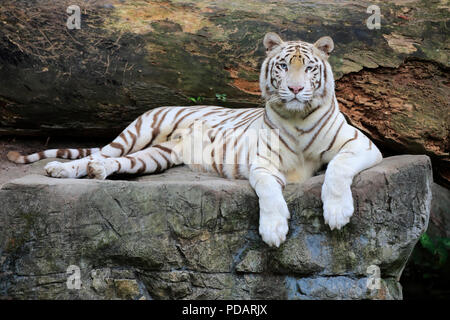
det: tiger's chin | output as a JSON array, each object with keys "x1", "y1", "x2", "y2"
[{"x1": 284, "y1": 98, "x2": 311, "y2": 112}]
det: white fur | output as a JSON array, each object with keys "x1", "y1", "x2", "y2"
[
  {"x1": 45, "y1": 161, "x2": 76, "y2": 178},
  {"x1": 258, "y1": 35, "x2": 382, "y2": 241},
  {"x1": 87, "y1": 160, "x2": 108, "y2": 180},
  {"x1": 250, "y1": 171, "x2": 290, "y2": 247}
]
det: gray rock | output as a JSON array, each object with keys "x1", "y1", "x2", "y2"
[
  {"x1": 428, "y1": 183, "x2": 450, "y2": 238},
  {"x1": 0, "y1": 155, "x2": 432, "y2": 299}
]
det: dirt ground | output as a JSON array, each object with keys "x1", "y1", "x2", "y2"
[{"x1": 0, "y1": 136, "x2": 110, "y2": 187}]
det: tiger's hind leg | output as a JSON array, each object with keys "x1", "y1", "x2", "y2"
[
  {"x1": 44, "y1": 110, "x2": 160, "y2": 179},
  {"x1": 44, "y1": 144, "x2": 126, "y2": 179},
  {"x1": 86, "y1": 141, "x2": 182, "y2": 180}
]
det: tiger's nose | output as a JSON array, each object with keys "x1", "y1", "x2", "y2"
[{"x1": 288, "y1": 86, "x2": 304, "y2": 94}]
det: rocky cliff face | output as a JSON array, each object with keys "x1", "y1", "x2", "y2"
[{"x1": 0, "y1": 155, "x2": 432, "y2": 299}]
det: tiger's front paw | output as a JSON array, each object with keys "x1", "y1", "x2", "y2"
[
  {"x1": 321, "y1": 182, "x2": 354, "y2": 230},
  {"x1": 258, "y1": 198, "x2": 290, "y2": 247},
  {"x1": 45, "y1": 161, "x2": 74, "y2": 178},
  {"x1": 259, "y1": 214, "x2": 289, "y2": 248}
]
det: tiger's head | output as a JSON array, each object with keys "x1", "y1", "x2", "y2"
[{"x1": 260, "y1": 32, "x2": 335, "y2": 113}]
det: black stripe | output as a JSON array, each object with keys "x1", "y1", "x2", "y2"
[
  {"x1": 339, "y1": 130, "x2": 359, "y2": 151},
  {"x1": 320, "y1": 120, "x2": 345, "y2": 160},
  {"x1": 303, "y1": 99, "x2": 336, "y2": 152}
]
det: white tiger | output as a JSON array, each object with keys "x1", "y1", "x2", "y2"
[{"x1": 7, "y1": 33, "x2": 382, "y2": 247}]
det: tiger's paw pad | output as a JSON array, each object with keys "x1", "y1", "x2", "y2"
[
  {"x1": 87, "y1": 160, "x2": 107, "y2": 180},
  {"x1": 45, "y1": 161, "x2": 73, "y2": 178},
  {"x1": 259, "y1": 214, "x2": 289, "y2": 248}
]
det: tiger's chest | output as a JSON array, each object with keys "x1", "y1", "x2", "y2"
[{"x1": 282, "y1": 157, "x2": 321, "y2": 184}]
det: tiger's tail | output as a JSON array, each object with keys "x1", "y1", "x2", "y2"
[{"x1": 7, "y1": 148, "x2": 101, "y2": 164}]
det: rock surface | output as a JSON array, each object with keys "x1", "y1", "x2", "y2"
[
  {"x1": 428, "y1": 183, "x2": 450, "y2": 238},
  {"x1": 0, "y1": 155, "x2": 432, "y2": 299}
]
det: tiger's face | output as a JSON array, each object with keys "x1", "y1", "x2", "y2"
[{"x1": 260, "y1": 33, "x2": 334, "y2": 112}]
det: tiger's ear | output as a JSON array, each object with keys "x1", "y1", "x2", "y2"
[
  {"x1": 314, "y1": 36, "x2": 334, "y2": 56},
  {"x1": 263, "y1": 32, "x2": 283, "y2": 52}
]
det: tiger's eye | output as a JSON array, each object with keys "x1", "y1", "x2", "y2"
[
  {"x1": 305, "y1": 66, "x2": 313, "y2": 72},
  {"x1": 279, "y1": 63, "x2": 288, "y2": 71}
]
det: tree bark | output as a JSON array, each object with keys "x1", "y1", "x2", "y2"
[{"x1": 0, "y1": 0, "x2": 448, "y2": 184}]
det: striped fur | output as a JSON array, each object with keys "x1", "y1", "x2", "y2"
[{"x1": 7, "y1": 33, "x2": 382, "y2": 247}]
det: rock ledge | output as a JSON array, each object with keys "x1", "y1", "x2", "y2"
[{"x1": 0, "y1": 155, "x2": 432, "y2": 299}]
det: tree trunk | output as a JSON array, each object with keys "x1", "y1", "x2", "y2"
[{"x1": 0, "y1": 0, "x2": 448, "y2": 184}]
